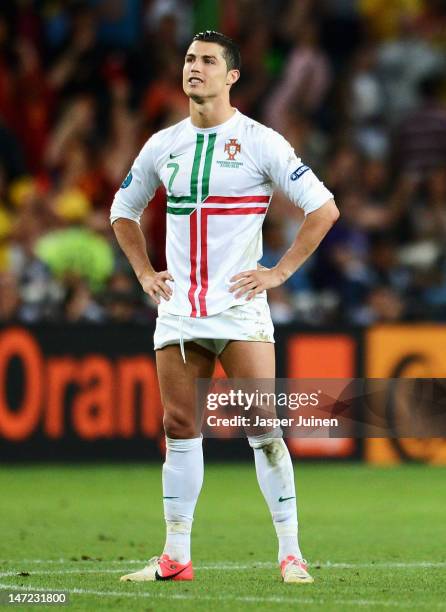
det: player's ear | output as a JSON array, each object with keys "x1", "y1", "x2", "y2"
[{"x1": 226, "y1": 69, "x2": 240, "y2": 87}]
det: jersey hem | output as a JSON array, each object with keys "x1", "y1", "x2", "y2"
[{"x1": 158, "y1": 292, "x2": 268, "y2": 319}]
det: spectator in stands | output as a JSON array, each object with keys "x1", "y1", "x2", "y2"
[
  {"x1": 347, "y1": 44, "x2": 387, "y2": 158},
  {"x1": 103, "y1": 271, "x2": 150, "y2": 323},
  {"x1": 35, "y1": 189, "x2": 114, "y2": 294},
  {"x1": 393, "y1": 74, "x2": 446, "y2": 177},
  {"x1": 61, "y1": 276, "x2": 104, "y2": 323},
  {"x1": 352, "y1": 285, "x2": 407, "y2": 325},
  {"x1": 376, "y1": 14, "x2": 445, "y2": 122},
  {"x1": 0, "y1": 272, "x2": 22, "y2": 322},
  {"x1": 264, "y1": 20, "x2": 331, "y2": 131}
]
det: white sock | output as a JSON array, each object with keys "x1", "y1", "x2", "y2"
[
  {"x1": 248, "y1": 434, "x2": 302, "y2": 563},
  {"x1": 162, "y1": 436, "x2": 203, "y2": 563}
]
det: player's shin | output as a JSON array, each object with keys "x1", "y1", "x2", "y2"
[
  {"x1": 248, "y1": 434, "x2": 302, "y2": 563},
  {"x1": 162, "y1": 436, "x2": 204, "y2": 564}
]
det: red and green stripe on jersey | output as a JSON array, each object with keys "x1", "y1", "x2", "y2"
[
  {"x1": 166, "y1": 132, "x2": 214, "y2": 214},
  {"x1": 167, "y1": 133, "x2": 270, "y2": 317},
  {"x1": 190, "y1": 198, "x2": 270, "y2": 317}
]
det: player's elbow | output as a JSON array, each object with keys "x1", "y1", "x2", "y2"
[
  {"x1": 326, "y1": 199, "x2": 340, "y2": 225},
  {"x1": 112, "y1": 217, "x2": 139, "y2": 232},
  {"x1": 310, "y1": 198, "x2": 339, "y2": 228}
]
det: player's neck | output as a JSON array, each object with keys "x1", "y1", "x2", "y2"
[{"x1": 189, "y1": 99, "x2": 236, "y2": 129}]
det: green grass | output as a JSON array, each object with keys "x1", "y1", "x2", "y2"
[{"x1": 0, "y1": 463, "x2": 445, "y2": 611}]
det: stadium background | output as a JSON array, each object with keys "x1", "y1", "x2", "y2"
[
  {"x1": 1, "y1": 0, "x2": 446, "y2": 466},
  {"x1": 1, "y1": 3, "x2": 446, "y2": 610}
]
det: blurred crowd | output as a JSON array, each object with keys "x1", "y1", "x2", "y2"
[{"x1": 1, "y1": 0, "x2": 446, "y2": 326}]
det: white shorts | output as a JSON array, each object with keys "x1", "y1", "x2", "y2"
[{"x1": 154, "y1": 294, "x2": 275, "y2": 359}]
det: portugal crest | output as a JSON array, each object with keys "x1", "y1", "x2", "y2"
[{"x1": 224, "y1": 138, "x2": 241, "y2": 161}]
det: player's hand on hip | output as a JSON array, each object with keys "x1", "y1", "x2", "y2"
[
  {"x1": 229, "y1": 267, "x2": 282, "y2": 300},
  {"x1": 139, "y1": 270, "x2": 174, "y2": 305}
]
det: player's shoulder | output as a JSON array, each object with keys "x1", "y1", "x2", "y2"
[
  {"x1": 153, "y1": 117, "x2": 190, "y2": 141},
  {"x1": 237, "y1": 112, "x2": 270, "y2": 137},
  {"x1": 140, "y1": 118, "x2": 190, "y2": 155},
  {"x1": 237, "y1": 112, "x2": 288, "y2": 146}
]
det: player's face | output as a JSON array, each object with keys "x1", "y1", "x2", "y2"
[{"x1": 183, "y1": 40, "x2": 238, "y2": 101}]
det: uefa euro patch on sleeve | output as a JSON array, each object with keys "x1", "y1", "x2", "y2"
[
  {"x1": 120, "y1": 171, "x2": 133, "y2": 188},
  {"x1": 290, "y1": 165, "x2": 310, "y2": 181}
]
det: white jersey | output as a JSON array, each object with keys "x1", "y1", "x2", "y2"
[{"x1": 110, "y1": 110, "x2": 333, "y2": 318}]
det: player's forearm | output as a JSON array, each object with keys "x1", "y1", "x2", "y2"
[
  {"x1": 112, "y1": 218, "x2": 155, "y2": 281},
  {"x1": 274, "y1": 199, "x2": 339, "y2": 283}
]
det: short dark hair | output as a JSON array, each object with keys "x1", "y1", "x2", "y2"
[{"x1": 192, "y1": 31, "x2": 241, "y2": 71}]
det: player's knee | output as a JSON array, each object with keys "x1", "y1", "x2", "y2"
[{"x1": 163, "y1": 407, "x2": 197, "y2": 439}]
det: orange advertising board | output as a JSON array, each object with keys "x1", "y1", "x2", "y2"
[
  {"x1": 0, "y1": 327, "x2": 163, "y2": 444},
  {"x1": 365, "y1": 325, "x2": 446, "y2": 464},
  {"x1": 286, "y1": 334, "x2": 357, "y2": 458}
]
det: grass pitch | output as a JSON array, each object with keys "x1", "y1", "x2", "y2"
[{"x1": 0, "y1": 463, "x2": 445, "y2": 611}]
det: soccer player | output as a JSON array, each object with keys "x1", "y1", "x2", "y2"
[{"x1": 111, "y1": 31, "x2": 338, "y2": 584}]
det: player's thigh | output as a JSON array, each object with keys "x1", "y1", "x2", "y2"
[
  {"x1": 156, "y1": 342, "x2": 216, "y2": 432},
  {"x1": 220, "y1": 341, "x2": 276, "y2": 437},
  {"x1": 219, "y1": 340, "x2": 275, "y2": 378}
]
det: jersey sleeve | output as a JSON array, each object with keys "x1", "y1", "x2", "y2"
[
  {"x1": 261, "y1": 128, "x2": 333, "y2": 215},
  {"x1": 110, "y1": 136, "x2": 161, "y2": 225}
]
